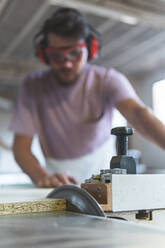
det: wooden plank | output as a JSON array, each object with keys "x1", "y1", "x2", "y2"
[
  {"x1": 0, "y1": 188, "x2": 66, "y2": 215},
  {"x1": 0, "y1": 198, "x2": 66, "y2": 215}
]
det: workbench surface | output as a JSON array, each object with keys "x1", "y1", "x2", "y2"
[{"x1": 0, "y1": 211, "x2": 165, "y2": 248}]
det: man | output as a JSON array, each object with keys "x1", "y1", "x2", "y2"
[{"x1": 10, "y1": 7, "x2": 165, "y2": 187}]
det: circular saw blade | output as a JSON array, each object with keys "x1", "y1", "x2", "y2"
[{"x1": 47, "y1": 185, "x2": 105, "y2": 217}]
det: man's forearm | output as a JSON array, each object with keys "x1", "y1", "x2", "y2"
[
  {"x1": 13, "y1": 149, "x2": 48, "y2": 184},
  {"x1": 117, "y1": 98, "x2": 165, "y2": 151},
  {"x1": 130, "y1": 106, "x2": 165, "y2": 150}
]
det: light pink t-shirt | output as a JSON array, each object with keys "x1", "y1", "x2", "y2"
[{"x1": 10, "y1": 64, "x2": 138, "y2": 159}]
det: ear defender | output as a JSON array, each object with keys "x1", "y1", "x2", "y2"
[
  {"x1": 34, "y1": 32, "x2": 50, "y2": 65},
  {"x1": 36, "y1": 45, "x2": 49, "y2": 64},
  {"x1": 89, "y1": 36, "x2": 99, "y2": 60},
  {"x1": 86, "y1": 25, "x2": 102, "y2": 61}
]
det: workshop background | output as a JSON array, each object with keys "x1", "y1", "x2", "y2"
[{"x1": 0, "y1": 0, "x2": 165, "y2": 179}]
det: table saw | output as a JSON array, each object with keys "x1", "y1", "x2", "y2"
[
  {"x1": 1, "y1": 184, "x2": 165, "y2": 248},
  {"x1": 1, "y1": 127, "x2": 165, "y2": 247}
]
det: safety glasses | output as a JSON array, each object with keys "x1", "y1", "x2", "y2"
[{"x1": 46, "y1": 43, "x2": 87, "y2": 63}]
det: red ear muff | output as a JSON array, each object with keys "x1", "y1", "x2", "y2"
[
  {"x1": 36, "y1": 45, "x2": 49, "y2": 64},
  {"x1": 90, "y1": 36, "x2": 99, "y2": 60}
]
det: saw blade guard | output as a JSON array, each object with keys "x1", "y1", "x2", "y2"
[{"x1": 47, "y1": 185, "x2": 105, "y2": 217}]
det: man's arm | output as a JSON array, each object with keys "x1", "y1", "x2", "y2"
[
  {"x1": 13, "y1": 134, "x2": 77, "y2": 187},
  {"x1": 116, "y1": 98, "x2": 165, "y2": 150}
]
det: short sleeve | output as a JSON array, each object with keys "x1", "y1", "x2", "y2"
[
  {"x1": 104, "y1": 68, "x2": 140, "y2": 106},
  {"x1": 9, "y1": 78, "x2": 36, "y2": 136}
]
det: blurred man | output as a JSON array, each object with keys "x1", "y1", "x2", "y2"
[{"x1": 10, "y1": 7, "x2": 165, "y2": 187}]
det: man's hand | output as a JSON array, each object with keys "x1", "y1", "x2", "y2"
[{"x1": 37, "y1": 173, "x2": 78, "y2": 188}]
